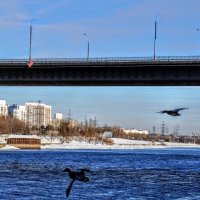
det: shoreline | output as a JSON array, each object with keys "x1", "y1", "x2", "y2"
[
  {"x1": 41, "y1": 143, "x2": 200, "y2": 150},
  {"x1": 1, "y1": 136, "x2": 200, "y2": 150},
  {"x1": 1, "y1": 143, "x2": 200, "y2": 151}
]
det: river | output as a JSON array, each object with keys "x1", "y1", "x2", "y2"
[{"x1": 0, "y1": 148, "x2": 200, "y2": 199}]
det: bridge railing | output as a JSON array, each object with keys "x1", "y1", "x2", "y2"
[{"x1": 0, "y1": 56, "x2": 200, "y2": 64}]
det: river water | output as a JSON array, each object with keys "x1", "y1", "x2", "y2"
[{"x1": 0, "y1": 148, "x2": 200, "y2": 200}]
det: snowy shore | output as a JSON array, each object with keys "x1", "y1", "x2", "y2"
[
  {"x1": 1, "y1": 136, "x2": 200, "y2": 150},
  {"x1": 41, "y1": 138, "x2": 200, "y2": 150}
]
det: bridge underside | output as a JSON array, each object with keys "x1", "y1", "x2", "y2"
[{"x1": 0, "y1": 61, "x2": 200, "y2": 86}]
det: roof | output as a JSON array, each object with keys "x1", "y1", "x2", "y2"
[
  {"x1": 7, "y1": 135, "x2": 40, "y2": 140},
  {"x1": 25, "y1": 102, "x2": 51, "y2": 108}
]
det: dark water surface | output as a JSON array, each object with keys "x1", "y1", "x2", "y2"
[{"x1": 0, "y1": 148, "x2": 200, "y2": 200}]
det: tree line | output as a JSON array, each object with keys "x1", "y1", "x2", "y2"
[{"x1": 0, "y1": 116, "x2": 200, "y2": 145}]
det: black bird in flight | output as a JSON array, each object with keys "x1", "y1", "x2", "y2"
[
  {"x1": 63, "y1": 168, "x2": 90, "y2": 198},
  {"x1": 157, "y1": 108, "x2": 189, "y2": 116}
]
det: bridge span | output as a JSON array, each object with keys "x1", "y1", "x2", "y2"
[{"x1": 0, "y1": 56, "x2": 200, "y2": 86}]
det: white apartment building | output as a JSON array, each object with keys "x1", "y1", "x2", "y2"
[
  {"x1": 25, "y1": 102, "x2": 52, "y2": 127},
  {"x1": 9, "y1": 104, "x2": 26, "y2": 122},
  {"x1": 0, "y1": 100, "x2": 8, "y2": 116}
]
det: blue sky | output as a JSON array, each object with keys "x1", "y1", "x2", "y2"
[
  {"x1": 1, "y1": 86, "x2": 200, "y2": 135},
  {"x1": 0, "y1": 1, "x2": 200, "y2": 134},
  {"x1": 0, "y1": 0, "x2": 200, "y2": 58}
]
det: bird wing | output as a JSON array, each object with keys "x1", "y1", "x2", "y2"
[
  {"x1": 173, "y1": 108, "x2": 188, "y2": 112},
  {"x1": 157, "y1": 110, "x2": 167, "y2": 114},
  {"x1": 66, "y1": 179, "x2": 75, "y2": 198}
]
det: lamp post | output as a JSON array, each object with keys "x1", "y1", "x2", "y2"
[
  {"x1": 154, "y1": 13, "x2": 160, "y2": 63},
  {"x1": 196, "y1": 29, "x2": 200, "y2": 55},
  {"x1": 27, "y1": 18, "x2": 36, "y2": 68},
  {"x1": 83, "y1": 33, "x2": 90, "y2": 60}
]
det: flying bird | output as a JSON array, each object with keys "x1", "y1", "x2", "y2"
[
  {"x1": 157, "y1": 108, "x2": 189, "y2": 116},
  {"x1": 63, "y1": 168, "x2": 90, "y2": 198}
]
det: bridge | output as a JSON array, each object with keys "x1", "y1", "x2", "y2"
[{"x1": 0, "y1": 56, "x2": 200, "y2": 86}]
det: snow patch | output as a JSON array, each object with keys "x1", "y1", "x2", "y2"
[{"x1": 0, "y1": 145, "x2": 20, "y2": 150}]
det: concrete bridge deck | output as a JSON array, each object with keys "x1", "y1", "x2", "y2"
[{"x1": 0, "y1": 56, "x2": 200, "y2": 86}]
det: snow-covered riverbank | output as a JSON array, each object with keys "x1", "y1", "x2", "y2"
[
  {"x1": 41, "y1": 138, "x2": 200, "y2": 150},
  {"x1": 1, "y1": 135, "x2": 200, "y2": 150}
]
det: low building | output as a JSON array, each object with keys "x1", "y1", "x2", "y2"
[
  {"x1": 6, "y1": 135, "x2": 41, "y2": 149},
  {"x1": 122, "y1": 128, "x2": 149, "y2": 135},
  {"x1": 103, "y1": 131, "x2": 113, "y2": 138},
  {"x1": 98, "y1": 131, "x2": 113, "y2": 138}
]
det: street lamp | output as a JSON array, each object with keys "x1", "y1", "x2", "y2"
[
  {"x1": 196, "y1": 29, "x2": 200, "y2": 54},
  {"x1": 27, "y1": 18, "x2": 36, "y2": 68},
  {"x1": 154, "y1": 13, "x2": 160, "y2": 63},
  {"x1": 83, "y1": 33, "x2": 90, "y2": 60}
]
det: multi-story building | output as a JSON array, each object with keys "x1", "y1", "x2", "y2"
[
  {"x1": 25, "y1": 102, "x2": 52, "y2": 127},
  {"x1": 9, "y1": 104, "x2": 26, "y2": 122},
  {"x1": 0, "y1": 100, "x2": 8, "y2": 117}
]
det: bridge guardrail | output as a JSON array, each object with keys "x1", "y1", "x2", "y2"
[{"x1": 0, "y1": 56, "x2": 200, "y2": 64}]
